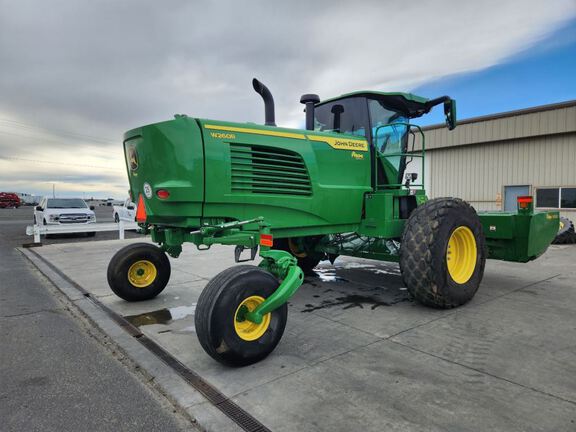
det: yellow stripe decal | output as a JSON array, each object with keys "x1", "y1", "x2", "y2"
[
  {"x1": 204, "y1": 124, "x2": 368, "y2": 151},
  {"x1": 204, "y1": 124, "x2": 306, "y2": 140},
  {"x1": 307, "y1": 135, "x2": 368, "y2": 152}
]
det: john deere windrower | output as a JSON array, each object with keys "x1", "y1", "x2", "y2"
[{"x1": 108, "y1": 79, "x2": 558, "y2": 366}]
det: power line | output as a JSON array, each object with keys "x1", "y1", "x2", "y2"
[{"x1": 0, "y1": 155, "x2": 124, "y2": 171}]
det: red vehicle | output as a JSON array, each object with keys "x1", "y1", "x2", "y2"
[{"x1": 0, "y1": 192, "x2": 21, "y2": 208}]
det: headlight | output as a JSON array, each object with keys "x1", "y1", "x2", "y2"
[
  {"x1": 49, "y1": 214, "x2": 59, "y2": 221},
  {"x1": 88, "y1": 214, "x2": 95, "y2": 220}
]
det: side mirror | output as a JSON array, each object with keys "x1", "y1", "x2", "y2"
[
  {"x1": 444, "y1": 99, "x2": 457, "y2": 130},
  {"x1": 90, "y1": 206, "x2": 95, "y2": 210},
  {"x1": 35, "y1": 205, "x2": 42, "y2": 211}
]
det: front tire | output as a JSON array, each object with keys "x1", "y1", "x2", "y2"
[
  {"x1": 195, "y1": 265, "x2": 288, "y2": 367},
  {"x1": 400, "y1": 198, "x2": 486, "y2": 309},
  {"x1": 107, "y1": 243, "x2": 171, "y2": 301}
]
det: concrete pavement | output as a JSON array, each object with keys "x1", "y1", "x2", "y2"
[
  {"x1": 23, "y1": 237, "x2": 576, "y2": 432},
  {"x1": 0, "y1": 210, "x2": 195, "y2": 431}
]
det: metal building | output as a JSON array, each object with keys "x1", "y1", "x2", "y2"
[{"x1": 412, "y1": 100, "x2": 576, "y2": 219}]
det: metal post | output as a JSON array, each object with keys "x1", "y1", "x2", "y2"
[
  {"x1": 34, "y1": 224, "x2": 41, "y2": 243},
  {"x1": 119, "y1": 220, "x2": 125, "y2": 240}
]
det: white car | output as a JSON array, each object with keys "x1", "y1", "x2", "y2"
[
  {"x1": 113, "y1": 198, "x2": 137, "y2": 222},
  {"x1": 35, "y1": 197, "x2": 96, "y2": 228}
]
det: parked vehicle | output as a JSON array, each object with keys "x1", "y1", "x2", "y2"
[
  {"x1": 34, "y1": 198, "x2": 97, "y2": 236},
  {"x1": 113, "y1": 198, "x2": 137, "y2": 222},
  {"x1": 0, "y1": 192, "x2": 21, "y2": 208},
  {"x1": 108, "y1": 78, "x2": 558, "y2": 366}
]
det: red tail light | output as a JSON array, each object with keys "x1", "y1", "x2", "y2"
[
  {"x1": 517, "y1": 196, "x2": 533, "y2": 209},
  {"x1": 156, "y1": 189, "x2": 170, "y2": 199},
  {"x1": 136, "y1": 194, "x2": 147, "y2": 223},
  {"x1": 259, "y1": 234, "x2": 273, "y2": 247}
]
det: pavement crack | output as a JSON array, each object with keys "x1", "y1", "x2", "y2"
[
  {"x1": 1, "y1": 308, "x2": 62, "y2": 319},
  {"x1": 475, "y1": 273, "x2": 562, "y2": 306},
  {"x1": 390, "y1": 339, "x2": 576, "y2": 407}
]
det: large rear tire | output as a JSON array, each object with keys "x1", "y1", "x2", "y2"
[
  {"x1": 400, "y1": 198, "x2": 486, "y2": 309},
  {"x1": 552, "y1": 217, "x2": 576, "y2": 244},
  {"x1": 107, "y1": 243, "x2": 171, "y2": 301},
  {"x1": 195, "y1": 265, "x2": 287, "y2": 367}
]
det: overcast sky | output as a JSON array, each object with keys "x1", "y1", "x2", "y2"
[{"x1": 1, "y1": 0, "x2": 575, "y2": 198}]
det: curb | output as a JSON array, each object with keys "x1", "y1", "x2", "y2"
[{"x1": 19, "y1": 247, "x2": 261, "y2": 432}]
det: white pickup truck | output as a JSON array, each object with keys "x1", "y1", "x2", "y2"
[
  {"x1": 113, "y1": 198, "x2": 136, "y2": 222},
  {"x1": 34, "y1": 197, "x2": 97, "y2": 236}
]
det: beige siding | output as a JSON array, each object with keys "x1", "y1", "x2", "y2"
[
  {"x1": 426, "y1": 133, "x2": 576, "y2": 219},
  {"x1": 415, "y1": 102, "x2": 576, "y2": 151}
]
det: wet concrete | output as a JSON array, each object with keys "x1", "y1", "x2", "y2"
[{"x1": 125, "y1": 305, "x2": 196, "y2": 327}]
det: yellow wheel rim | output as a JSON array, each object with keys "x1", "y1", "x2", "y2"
[
  {"x1": 288, "y1": 238, "x2": 307, "y2": 258},
  {"x1": 446, "y1": 226, "x2": 477, "y2": 284},
  {"x1": 127, "y1": 260, "x2": 157, "y2": 288},
  {"x1": 234, "y1": 296, "x2": 271, "y2": 341},
  {"x1": 559, "y1": 221, "x2": 564, "y2": 230}
]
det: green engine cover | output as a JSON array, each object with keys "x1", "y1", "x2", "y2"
[{"x1": 123, "y1": 116, "x2": 373, "y2": 237}]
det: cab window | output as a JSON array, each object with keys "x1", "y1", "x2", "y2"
[
  {"x1": 368, "y1": 99, "x2": 409, "y2": 172},
  {"x1": 314, "y1": 97, "x2": 368, "y2": 138}
]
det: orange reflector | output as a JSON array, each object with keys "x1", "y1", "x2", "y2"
[
  {"x1": 156, "y1": 189, "x2": 170, "y2": 199},
  {"x1": 136, "y1": 194, "x2": 147, "y2": 223},
  {"x1": 260, "y1": 234, "x2": 273, "y2": 247}
]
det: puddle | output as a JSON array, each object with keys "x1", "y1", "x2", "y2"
[
  {"x1": 301, "y1": 294, "x2": 410, "y2": 313},
  {"x1": 124, "y1": 304, "x2": 196, "y2": 327},
  {"x1": 371, "y1": 268, "x2": 401, "y2": 276},
  {"x1": 336, "y1": 262, "x2": 377, "y2": 270},
  {"x1": 313, "y1": 269, "x2": 349, "y2": 283}
]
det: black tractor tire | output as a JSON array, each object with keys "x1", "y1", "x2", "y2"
[
  {"x1": 195, "y1": 265, "x2": 288, "y2": 367},
  {"x1": 400, "y1": 198, "x2": 486, "y2": 309},
  {"x1": 107, "y1": 243, "x2": 171, "y2": 301},
  {"x1": 552, "y1": 217, "x2": 576, "y2": 245},
  {"x1": 274, "y1": 238, "x2": 321, "y2": 274}
]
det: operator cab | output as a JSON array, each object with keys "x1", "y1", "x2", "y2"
[{"x1": 307, "y1": 91, "x2": 456, "y2": 189}]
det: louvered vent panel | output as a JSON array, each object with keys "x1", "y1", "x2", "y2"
[{"x1": 230, "y1": 144, "x2": 312, "y2": 195}]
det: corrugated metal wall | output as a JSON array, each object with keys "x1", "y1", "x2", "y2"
[
  {"x1": 418, "y1": 101, "x2": 576, "y2": 219},
  {"x1": 418, "y1": 102, "x2": 576, "y2": 150}
]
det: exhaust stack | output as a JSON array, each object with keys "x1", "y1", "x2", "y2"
[
  {"x1": 300, "y1": 94, "x2": 320, "y2": 131},
  {"x1": 252, "y1": 78, "x2": 276, "y2": 126}
]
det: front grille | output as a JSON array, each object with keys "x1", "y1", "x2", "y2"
[
  {"x1": 230, "y1": 144, "x2": 312, "y2": 196},
  {"x1": 59, "y1": 214, "x2": 89, "y2": 223}
]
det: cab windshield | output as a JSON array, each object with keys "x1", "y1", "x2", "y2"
[
  {"x1": 368, "y1": 99, "x2": 409, "y2": 172},
  {"x1": 47, "y1": 198, "x2": 87, "y2": 209}
]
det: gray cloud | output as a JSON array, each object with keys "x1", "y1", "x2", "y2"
[{"x1": 0, "y1": 0, "x2": 574, "y2": 196}]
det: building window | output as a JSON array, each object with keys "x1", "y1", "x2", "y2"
[
  {"x1": 536, "y1": 187, "x2": 576, "y2": 209},
  {"x1": 561, "y1": 188, "x2": 576, "y2": 209}
]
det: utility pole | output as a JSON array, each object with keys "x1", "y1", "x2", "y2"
[{"x1": 52, "y1": 183, "x2": 55, "y2": 198}]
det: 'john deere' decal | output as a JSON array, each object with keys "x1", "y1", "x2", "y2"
[{"x1": 307, "y1": 135, "x2": 368, "y2": 151}]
